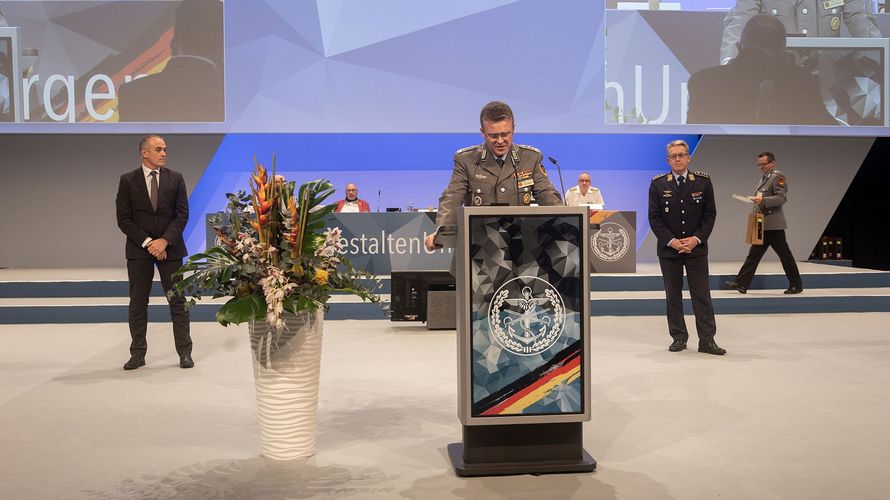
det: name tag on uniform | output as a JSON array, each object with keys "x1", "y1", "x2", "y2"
[
  {"x1": 518, "y1": 178, "x2": 535, "y2": 189},
  {"x1": 823, "y1": 0, "x2": 844, "y2": 9}
]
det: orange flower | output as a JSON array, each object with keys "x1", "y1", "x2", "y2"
[{"x1": 313, "y1": 268, "x2": 329, "y2": 285}]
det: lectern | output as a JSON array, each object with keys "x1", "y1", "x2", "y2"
[{"x1": 447, "y1": 206, "x2": 596, "y2": 476}]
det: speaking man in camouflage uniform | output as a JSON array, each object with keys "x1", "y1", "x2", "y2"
[
  {"x1": 720, "y1": 0, "x2": 881, "y2": 64},
  {"x1": 424, "y1": 101, "x2": 562, "y2": 250},
  {"x1": 649, "y1": 140, "x2": 725, "y2": 355},
  {"x1": 725, "y1": 152, "x2": 803, "y2": 294}
]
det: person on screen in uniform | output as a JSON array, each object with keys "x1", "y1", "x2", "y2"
[
  {"x1": 565, "y1": 172, "x2": 605, "y2": 207},
  {"x1": 725, "y1": 152, "x2": 803, "y2": 295},
  {"x1": 424, "y1": 100, "x2": 562, "y2": 251},
  {"x1": 118, "y1": 0, "x2": 223, "y2": 122},
  {"x1": 648, "y1": 140, "x2": 725, "y2": 355},
  {"x1": 115, "y1": 135, "x2": 193, "y2": 370},
  {"x1": 334, "y1": 183, "x2": 371, "y2": 212},
  {"x1": 687, "y1": 14, "x2": 837, "y2": 125},
  {"x1": 0, "y1": 50, "x2": 11, "y2": 122},
  {"x1": 720, "y1": 0, "x2": 880, "y2": 65}
]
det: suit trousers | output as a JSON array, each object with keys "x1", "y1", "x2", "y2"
[
  {"x1": 735, "y1": 230, "x2": 802, "y2": 288},
  {"x1": 127, "y1": 258, "x2": 191, "y2": 358},
  {"x1": 658, "y1": 254, "x2": 717, "y2": 344}
]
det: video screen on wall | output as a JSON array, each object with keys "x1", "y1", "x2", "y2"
[{"x1": 0, "y1": 0, "x2": 887, "y2": 134}]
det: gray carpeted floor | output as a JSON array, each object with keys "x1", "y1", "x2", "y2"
[{"x1": 2, "y1": 313, "x2": 889, "y2": 499}]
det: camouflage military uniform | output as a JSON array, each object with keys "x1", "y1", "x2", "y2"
[{"x1": 434, "y1": 143, "x2": 562, "y2": 228}]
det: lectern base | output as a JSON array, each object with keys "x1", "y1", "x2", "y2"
[{"x1": 448, "y1": 422, "x2": 596, "y2": 477}]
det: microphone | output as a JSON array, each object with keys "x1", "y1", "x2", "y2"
[
  {"x1": 755, "y1": 79, "x2": 775, "y2": 122},
  {"x1": 547, "y1": 156, "x2": 568, "y2": 206},
  {"x1": 377, "y1": 189, "x2": 381, "y2": 213}
]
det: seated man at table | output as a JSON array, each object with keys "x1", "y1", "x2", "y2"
[
  {"x1": 334, "y1": 183, "x2": 371, "y2": 212},
  {"x1": 565, "y1": 172, "x2": 605, "y2": 208}
]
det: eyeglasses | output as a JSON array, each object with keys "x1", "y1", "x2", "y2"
[{"x1": 667, "y1": 153, "x2": 688, "y2": 160}]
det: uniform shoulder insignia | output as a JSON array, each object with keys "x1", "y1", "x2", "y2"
[
  {"x1": 693, "y1": 170, "x2": 710, "y2": 178},
  {"x1": 455, "y1": 145, "x2": 478, "y2": 155},
  {"x1": 651, "y1": 172, "x2": 668, "y2": 181},
  {"x1": 568, "y1": 186, "x2": 579, "y2": 192},
  {"x1": 772, "y1": 169, "x2": 784, "y2": 175},
  {"x1": 517, "y1": 144, "x2": 542, "y2": 154}
]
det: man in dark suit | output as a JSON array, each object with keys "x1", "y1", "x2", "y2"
[
  {"x1": 687, "y1": 14, "x2": 836, "y2": 126},
  {"x1": 117, "y1": 0, "x2": 223, "y2": 122},
  {"x1": 725, "y1": 152, "x2": 803, "y2": 294},
  {"x1": 116, "y1": 135, "x2": 193, "y2": 369},
  {"x1": 648, "y1": 140, "x2": 725, "y2": 355}
]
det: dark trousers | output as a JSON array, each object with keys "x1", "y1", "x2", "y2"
[
  {"x1": 659, "y1": 254, "x2": 717, "y2": 344},
  {"x1": 735, "y1": 230, "x2": 802, "y2": 288},
  {"x1": 127, "y1": 258, "x2": 191, "y2": 358}
]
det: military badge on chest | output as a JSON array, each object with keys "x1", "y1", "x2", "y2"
[{"x1": 515, "y1": 169, "x2": 534, "y2": 189}]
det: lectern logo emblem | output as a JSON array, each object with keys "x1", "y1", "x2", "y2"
[
  {"x1": 488, "y1": 276, "x2": 565, "y2": 356},
  {"x1": 592, "y1": 222, "x2": 629, "y2": 262}
]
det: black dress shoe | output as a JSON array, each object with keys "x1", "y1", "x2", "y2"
[
  {"x1": 698, "y1": 342, "x2": 726, "y2": 355},
  {"x1": 180, "y1": 354, "x2": 194, "y2": 369},
  {"x1": 724, "y1": 281, "x2": 747, "y2": 294},
  {"x1": 669, "y1": 339, "x2": 687, "y2": 352},
  {"x1": 123, "y1": 357, "x2": 145, "y2": 370},
  {"x1": 784, "y1": 286, "x2": 803, "y2": 295}
]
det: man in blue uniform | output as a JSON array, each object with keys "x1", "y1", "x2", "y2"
[{"x1": 648, "y1": 140, "x2": 725, "y2": 355}]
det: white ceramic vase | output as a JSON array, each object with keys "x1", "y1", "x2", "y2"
[{"x1": 248, "y1": 309, "x2": 324, "y2": 460}]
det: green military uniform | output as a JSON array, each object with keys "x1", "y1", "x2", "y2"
[
  {"x1": 434, "y1": 143, "x2": 562, "y2": 228},
  {"x1": 720, "y1": 0, "x2": 881, "y2": 64}
]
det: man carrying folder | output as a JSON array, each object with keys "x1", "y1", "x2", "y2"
[{"x1": 725, "y1": 152, "x2": 803, "y2": 295}]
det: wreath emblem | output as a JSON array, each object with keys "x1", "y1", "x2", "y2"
[
  {"x1": 591, "y1": 222, "x2": 629, "y2": 262},
  {"x1": 488, "y1": 276, "x2": 565, "y2": 356}
]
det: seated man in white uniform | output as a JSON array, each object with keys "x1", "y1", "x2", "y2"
[{"x1": 564, "y1": 172, "x2": 605, "y2": 208}]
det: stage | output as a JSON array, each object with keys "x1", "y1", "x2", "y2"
[
  {"x1": 2, "y1": 261, "x2": 889, "y2": 323},
  {"x1": 2, "y1": 311, "x2": 889, "y2": 499}
]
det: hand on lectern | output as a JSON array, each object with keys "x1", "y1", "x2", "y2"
[{"x1": 425, "y1": 233, "x2": 440, "y2": 251}]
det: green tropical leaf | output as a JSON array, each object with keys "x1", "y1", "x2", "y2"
[{"x1": 216, "y1": 294, "x2": 266, "y2": 326}]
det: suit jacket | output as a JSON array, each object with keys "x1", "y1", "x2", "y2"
[
  {"x1": 118, "y1": 56, "x2": 223, "y2": 122},
  {"x1": 648, "y1": 171, "x2": 717, "y2": 259},
  {"x1": 434, "y1": 143, "x2": 562, "y2": 227},
  {"x1": 116, "y1": 167, "x2": 190, "y2": 260},
  {"x1": 687, "y1": 47, "x2": 836, "y2": 126},
  {"x1": 754, "y1": 168, "x2": 789, "y2": 230}
]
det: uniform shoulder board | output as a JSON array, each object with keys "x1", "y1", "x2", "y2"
[
  {"x1": 651, "y1": 172, "x2": 669, "y2": 181},
  {"x1": 693, "y1": 170, "x2": 710, "y2": 178},
  {"x1": 568, "y1": 186, "x2": 579, "y2": 192},
  {"x1": 455, "y1": 145, "x2": 478, "y2": 155},
  {"x1": 517, "y1": 144, "x2": 542, "y2": 154},
  {"x1": 772, "y1": 169, "x2": 784, "y2": 175}
]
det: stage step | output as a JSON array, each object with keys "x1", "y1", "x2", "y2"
[{"x1": 2, "y1": 263, "x2": 888, "y2": 324}]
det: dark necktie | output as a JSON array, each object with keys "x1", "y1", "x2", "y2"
[
  {"x1": 496, "y1": 158, "x2": 505, "y2": 167},
  {"x1": 149, "y1": 171, "x2": 159, "y2": 211},
  {"x1": 677, "y1": 175, "x2": 686, "y2": 188}
]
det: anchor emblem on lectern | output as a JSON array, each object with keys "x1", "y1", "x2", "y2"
[{"x1": 488, "y1": 277, "x2": 564, "y2": 356}]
